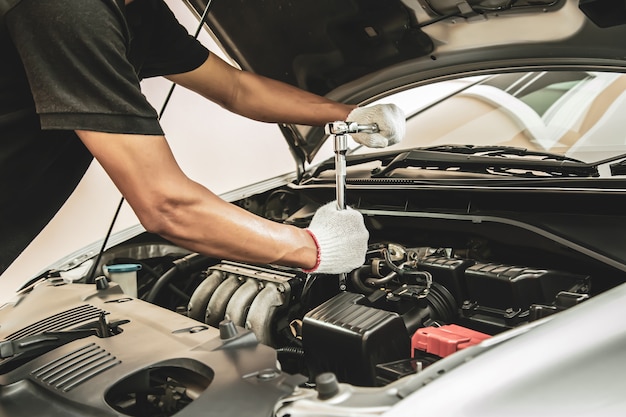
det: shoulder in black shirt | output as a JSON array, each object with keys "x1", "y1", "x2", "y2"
[{"x1": 0, "y1": 0, "x2": 209, "y2": 274}]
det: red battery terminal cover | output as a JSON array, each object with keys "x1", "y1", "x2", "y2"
[{"x1": 412, "y1": 324, "x2": 491, "y2": 358}]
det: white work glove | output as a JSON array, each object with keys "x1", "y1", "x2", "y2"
[
  {"x1": 347, "y1": 103, "x2": 406, "y2": 148},
  {"x1": 304, "y1": 202, "x2": 369, "y2": 274}
]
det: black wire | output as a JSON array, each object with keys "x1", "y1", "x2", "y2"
[
  {"x1": 417, "y1": 12, "x2": 465, "y2": 28},
  {"x1": 157, "y1": 0, "x2": 214, "y2": 118},
  {"x1": 88, "y1": 197, "x2": 124, "y2": 283}
]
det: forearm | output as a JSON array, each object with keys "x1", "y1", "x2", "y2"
[
  {"x1": 76, "y1": 130, "x2": 318, "y2": 270},
  {"x1": 230, "y1": 71, "x2": 355, "y2": 125},
  {"x1": 151, "y1": 180, "x2": 318, "y2": 269},
  {"x1": 167, "y1": 54, "x2": 356, "y2": 126}
]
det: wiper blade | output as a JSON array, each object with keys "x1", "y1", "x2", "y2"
[
  {"x1": 611, "y1": 159, "x2": 626, "y2": 176},
  {"x1": 586, "y1": 152, "x2": 626, "y2": 176},
  {"x1": 372, "y1": 146, "x2": 599, "y2": 178},
  {"x1": 424, "y1": 145, "x2": 587, "y2": 163}
]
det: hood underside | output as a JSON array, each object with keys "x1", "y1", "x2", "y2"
[{"x1": 186, "y1": 0, "x2": 626, "y2": 163}]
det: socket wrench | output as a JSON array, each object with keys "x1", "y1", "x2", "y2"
[{"x1": 324, "y1": 121, "x2": 379, "y2": 290}]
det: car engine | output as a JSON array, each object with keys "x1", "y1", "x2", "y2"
[{"x1": 1, "y1": 187, "x2": 623, "y2": 417}]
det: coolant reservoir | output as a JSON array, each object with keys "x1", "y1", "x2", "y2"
[{"x1": 105, "y1": 263, "x2": 141, "y2": 298}]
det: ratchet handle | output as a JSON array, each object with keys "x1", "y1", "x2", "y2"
[
  {"x1": 334, "y1": 135, "x2": 348, "y2": 210},
  {"x1": 325, "y1": 121, "x2": 379, "y2": 136},
  {"x1": 325, "y1": 120, "x2": 379, "y2": 210},
  {"x1": 325, "y1": 120, "x2": 378, "y2": 291}
]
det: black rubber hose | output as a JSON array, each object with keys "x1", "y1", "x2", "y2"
[
  {"x1": 365, "y1": 271, "x2": 398, "y2": 287},
  {"x1": 276, "y1": 346, "x2": 305, "y2": 357},
  {"x1": 426, "y1": 282, "x2": 457, "y2": 323},
  {"x1": 351, "y1": 265, "x2": 376, "y2": 294},
  {"x1": 144, "y1": 265, "x2": 178, "y2": 303},
  {"x1": 145, "y1": 253, "x2": 212, "y2": 303}
]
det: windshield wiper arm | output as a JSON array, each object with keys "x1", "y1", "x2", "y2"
[
  {"x1": 610, "y1": 160, "x2": 626, "y2": 176},
  {"x1": 585, "y1": 152, "x2": 626, "y2": 176},
  {"x1": 372, "y1": 146, "x2": 599, "y2": 178},
  {"x1": 423, "y1": 145, "x2": 587, "y2": 163}
]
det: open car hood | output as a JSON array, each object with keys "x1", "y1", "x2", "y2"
[
  {"x1": 186, "y1": 0, "x2": 626, "y2": 163},
  {"x1": 3, "y1": 2, "x2": 626, "y2": 415}
]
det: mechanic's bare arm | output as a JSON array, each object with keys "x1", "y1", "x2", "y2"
[
  {"x1": 75, "y1": 130, "x2": 318, "y2": 269},
  {"x1": 166, "y1": 53, "x2": 356, "y2": 126}
]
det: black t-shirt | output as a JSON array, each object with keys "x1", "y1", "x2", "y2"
[{"x1": 0, "y1": 0, "x2": 209, "y2": 274}]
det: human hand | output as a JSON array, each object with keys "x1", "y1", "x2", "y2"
[
  {"x1": 304, "y1": 202, "x2": 369, "y2": 274},
  {"x1": 347, "y1": 103, "x2": 406, "y2": 148}
]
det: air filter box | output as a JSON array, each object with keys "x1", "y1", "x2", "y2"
[
  {"x1": 302, "y1": 292, "x2": 410, "y2": 387},
  {"x1": 465, "y1": 263, "x2": 589, "y2": 311}
]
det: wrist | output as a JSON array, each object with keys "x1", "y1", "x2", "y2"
[
  {"x1": 337, "y1": 104, "x2": 357, "y2": 122},
  {"x1": 302, "y1": 229, "x2": 321, "y2": 273}
]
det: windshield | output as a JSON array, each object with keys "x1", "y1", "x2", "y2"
[{"x1": 351, "y1": 70, "x2": 626, "y2": 177}]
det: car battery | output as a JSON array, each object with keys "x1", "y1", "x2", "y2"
[
  {"x1": 412, "y1": 324, "x2": 491, "y2": 358},
  {"x1": 302, "y1": 291, "x2": 410, "y2": 387}
]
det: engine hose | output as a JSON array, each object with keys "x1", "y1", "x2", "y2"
[
  {"x1": 365, "y1": 271, "x2": 398, "y2": 287},
  {"x1": 144, "y1": 265, "x2": 178, "y2": 303},
  {"x1": 276, "y1": 346, "x2": 307, "y2": 377},
  {"x1": 351, "y1": 266, "x2": 376, "y2": 294},
  {"x1": 425, "y1": 282, "x2": 457, "y2": 323},
  {"x1": 402, "y1": 283, "x2": 457, "y2": 333},
  {"x1": 300, "y1": 275, "x2": 318, "y2": 311},
  {"x1": 145, "y1": 253, "x2": 211, "y2": 303},
  {"x1": 280, "y1": 327, "x2": 304, "y2": 348}
]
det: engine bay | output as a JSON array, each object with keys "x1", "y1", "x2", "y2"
[
  {"x1": 183, "y1": 239, "x2": 593, "y2": 388},
  {"x1": 1, "y1": 188, "x2": 624, "y2": 416}
]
